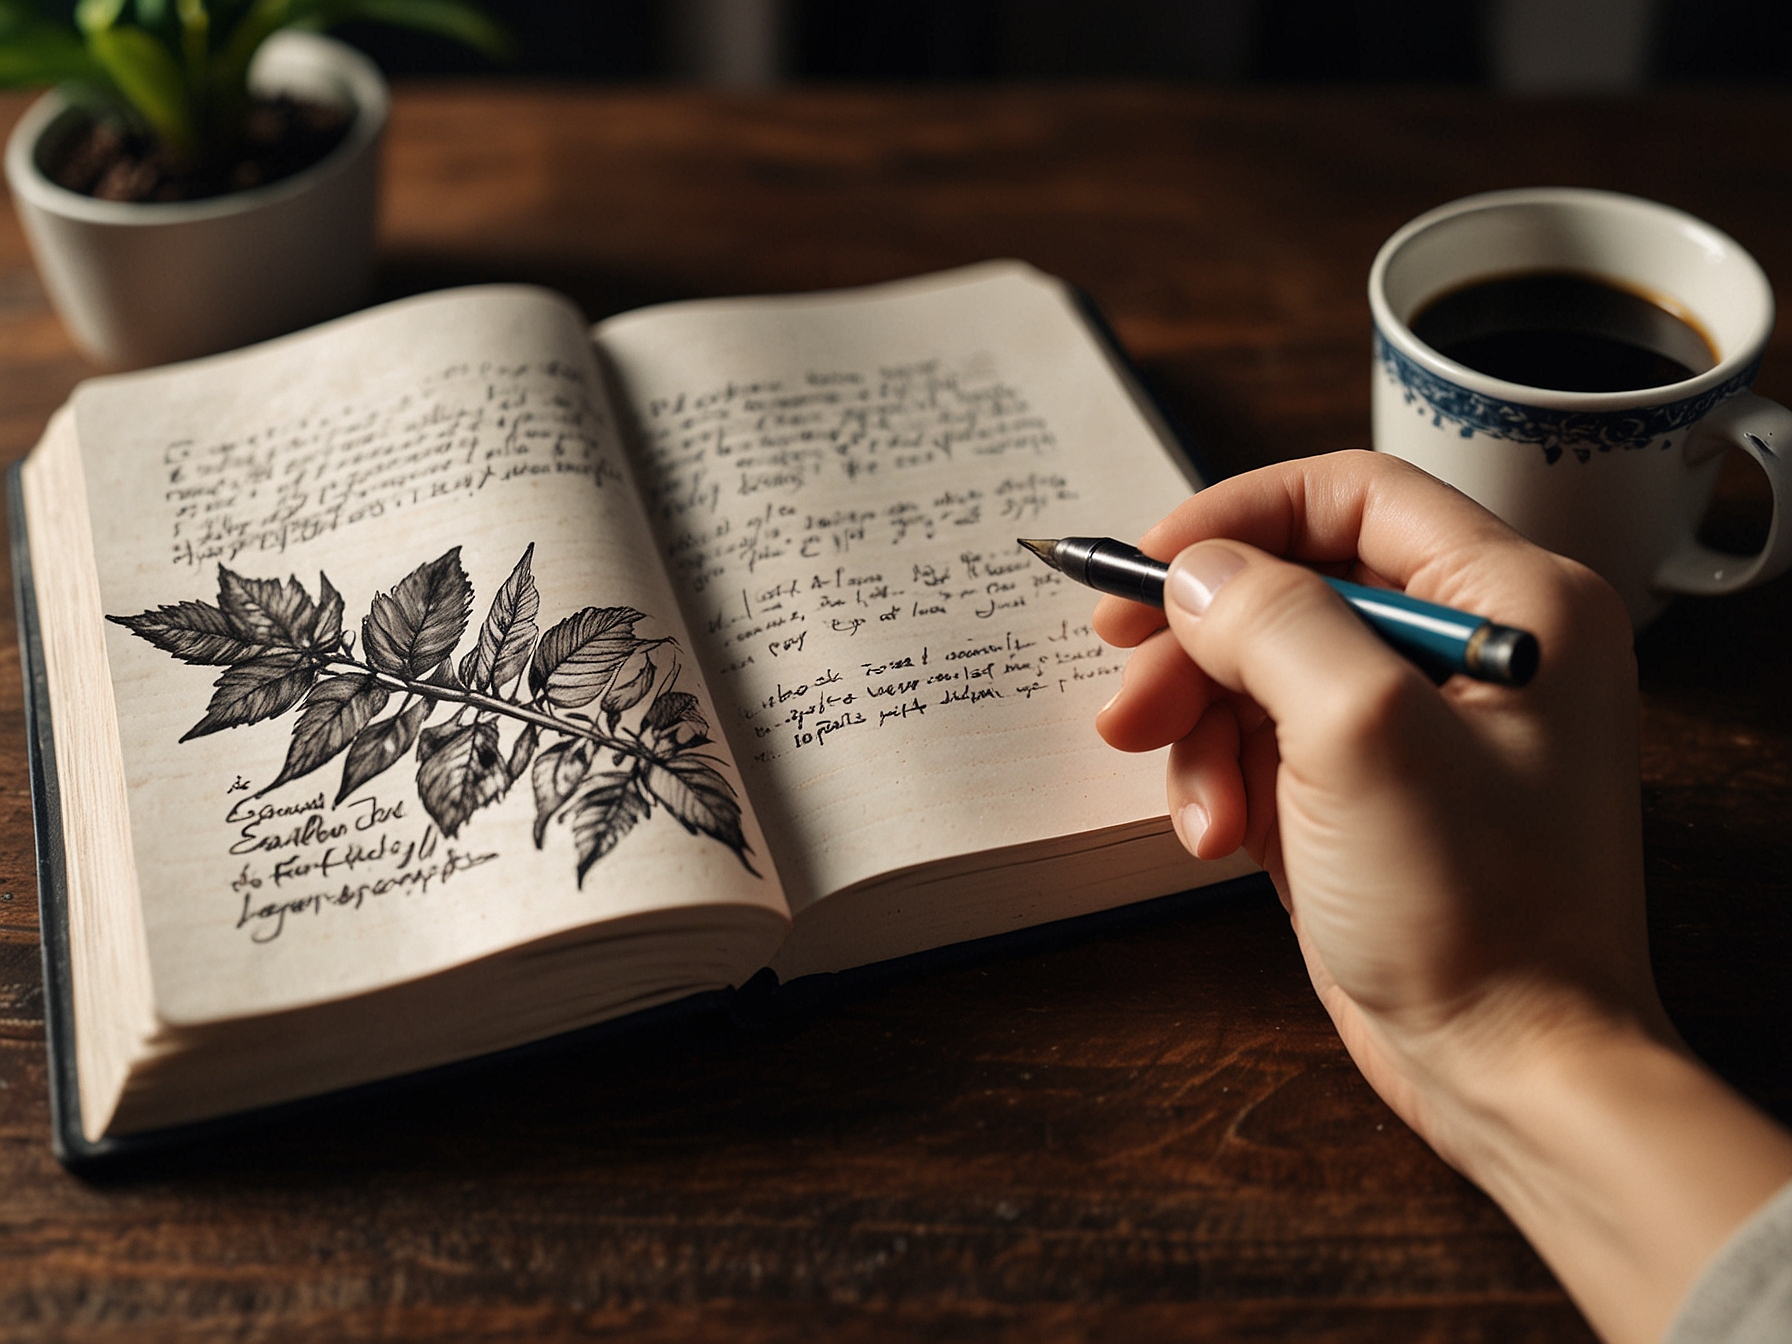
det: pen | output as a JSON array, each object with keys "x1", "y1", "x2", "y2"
[{"x1": 1019, "y1": 536, "x2": 1539, "y2": 688}]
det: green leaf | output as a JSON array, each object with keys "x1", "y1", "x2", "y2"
[
  {"x1": 210, "y1": 0, "x2": 288, "y2": 103},
  {"x1": 257, "y1": 672, "x2": 388, "y2": 795},
  {"x1": 86, "y1": 24, "x2": 195, "y2": 155},
  {"x1": 0, "y1": 25, "x2": 104, "y2": 86},
  {"x1": 75, "y1": 0, "x2": 128, "y2": 33},
  {"x1": 316, "y1": 0, "x2": 512, "y2": 61},
  {"x1": 175, "y1": 0, "x2": 208, "y2": 92}
]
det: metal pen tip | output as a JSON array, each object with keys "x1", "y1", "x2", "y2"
[{"x1": 1017, "y1": 538, "x2": 1058, "y2": 565}]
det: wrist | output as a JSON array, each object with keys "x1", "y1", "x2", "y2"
[{"x1": 1391, "y1": 990, "x2": 1792, "y2": 1344}]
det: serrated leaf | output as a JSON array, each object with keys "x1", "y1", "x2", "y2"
[
  {"x1": 528, "y1": 605, "x2": 643, "y2": 708},
  {"x1": 530, "y1": 737, "x2": 592, "y2": 846},
  {"x1": 641, "y1": 690, "x2": 703, "y2": 734},
  {"x1": 180, "y1": 652, "x2": 315, "y2": 741},
  {"x1": 506, "y1": 722, "x2": 539, "y2": 783},
  {"x1": 601, "y1": 649, "x2": 655, "y2": 730},
  {"x1": 313, "y1": 573, "x2": 344, "y2": 647},
  {"x1": 107, "y1": 600, "x2": 271, "y2": 665},
  {"x1": 460, "y1": 543, "x2": 539, "y2": 695},
  {"x1": 415, "y1": 719, "x2": 507, "y2": 838},
  {"x1": 417, "y1": 718, "x2": 461, "y2": 763},
  {"x1": 362, "y1": 548, "x2": 473, "y2": 679},
  {"x1": 337, "y1": 695, "x2": 432, "y2": 804},
  {"x1": 642, "y1": 755, "x2": 756, "y2": 873},
  {"x1": 570, "y1": 772, "x2": 650, "y2": 884},
  {"x1": 218, "y1": 568, "x2": 316, "y2": 649},
  {"x1": 258, "y1": 673, "x2": 389, "y2": 796}
]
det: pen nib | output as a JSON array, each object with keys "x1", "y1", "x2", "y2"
[{"x1": 1017, "y1": 537, "x2": 1059, "y2": 568}]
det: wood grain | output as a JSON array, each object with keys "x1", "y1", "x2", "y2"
[{"x1": 2, "y1": 83, "x2": 1789, "y2": 1342}]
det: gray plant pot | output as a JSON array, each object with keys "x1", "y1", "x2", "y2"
[{"x1": 4, "y1": 31, "x2": 387, "y2": 370}]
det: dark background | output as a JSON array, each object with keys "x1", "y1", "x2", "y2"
[{"x1": 314, "y1": 0, "x2": 1792, "y2": 85}]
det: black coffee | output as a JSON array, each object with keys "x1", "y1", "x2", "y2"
[{"x1": 1409, "y1": 271, "x2": 1717, "y2": 393}]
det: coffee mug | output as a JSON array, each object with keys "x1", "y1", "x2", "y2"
[{"x1": 1369, "y1": 187, "x2": 1792, "y2": 627}]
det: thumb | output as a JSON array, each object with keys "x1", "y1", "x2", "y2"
[{"x1": 1162, "y1": 541, "x2": 1440, "y2": 785}]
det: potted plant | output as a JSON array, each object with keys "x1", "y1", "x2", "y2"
[{"x1": 1, "y1": 0, "x2": 508, "y2": 368}]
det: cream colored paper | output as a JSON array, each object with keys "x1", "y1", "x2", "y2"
[
  {"x1": 73, "y1": 287, "x2": 786, "y2": 1027},
  {"x1": 597, "y1": 262, "x2": 1209, "y2": 916}
]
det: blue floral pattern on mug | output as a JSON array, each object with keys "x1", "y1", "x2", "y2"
[{"x1": 1374, "y1": 328, "x2": 1757, "y2": 464}]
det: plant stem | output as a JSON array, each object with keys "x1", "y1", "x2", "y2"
[{"x1": 321, "y1": 654, "x2": 644, "y2": 759}]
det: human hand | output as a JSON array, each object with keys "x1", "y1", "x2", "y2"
[
  {"x1": 1096, "y1": 450, "x2": 1661, "y2": 1128},
  {"x1": 1094, "y1": 451, "x2": 1792, "y2": 1344}
]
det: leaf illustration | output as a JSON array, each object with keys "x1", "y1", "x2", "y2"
[
  {"x1": 107, "y1": 600, "x2": 272, "y2": 666},
  {"x1": 642, "y1": 755, "x2": 756, "y2": 873},
  {"x1": 417, "y1": 719, "x2": 463, "y2": 763},
  {"x1": 218, "y1": 568, "x2": 316, "y2": 649},
  {"x1": 601, "y1": 649, "x2": 656, "y2": 730},
  {"x1": 313, "y1": 573, "x2": 345, "y2": 648},
  {"x1": 569, "y1": 772, "x2": 650, "y2": 885},
  {"x1": 506, "y1": 722, "x2": 539, "y2": 783},
  {"x1": 337, "y1": 695, "x2": 432, "y2": 804},
  {"x1": 362, "y1": 548, "x2": 473, "y2": 679},
  {"x1": 115, "y1": 543, "x2": 758, "y2": 885},
  {"x1": 415, "y1": 719, "x2": 508, "y2": 838},
  {"x1": 459, "y1": 544, "x2": 540, "y2": 695},
  {"x1": 530, "y1": 738, "x2": 593, "y2": 846},
  {"x1": 529, "y1": 605, "x2": 643, "y2": 708},
  {"x1": 259, "y1": 674, "x2": 390, "y2": 796},
  {"x1": 180, "y1": 652, "x2": 316, "y2": 741},
  {"x1": 641, "y1": 690, "x2": 703, "y2": 734}
]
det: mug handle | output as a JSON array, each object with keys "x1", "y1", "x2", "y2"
[{"x1": 1653, "y1": 392, "x2": 1792, "y2": 597}]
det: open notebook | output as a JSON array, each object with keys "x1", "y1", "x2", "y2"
[{"x1": 10, "y1": 261, "x2": 1256, "y2": 1164}]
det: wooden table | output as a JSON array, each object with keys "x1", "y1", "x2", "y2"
[{"x1": 2, "y1": 84, "x2": 1789, "y2": 1343}]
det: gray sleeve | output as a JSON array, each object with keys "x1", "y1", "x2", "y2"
[{"x1": 1666, "y1": 1179, "x2": 1792, "y2": 1344}]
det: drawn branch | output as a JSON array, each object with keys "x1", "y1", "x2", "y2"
[{"x1": 108, "y1": 546, "x2": 758, "y2": 883}]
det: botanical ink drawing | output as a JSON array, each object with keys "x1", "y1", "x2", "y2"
[{"x1": 110, "y1": 545, "x2": 757, "y2": 882}]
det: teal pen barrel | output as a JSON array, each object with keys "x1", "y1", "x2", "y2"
[
  {"x1": 1016, "y1": 535, "x2": 1538, "y2": 687},
  {"x1": 1322, "y1": 578, "x2": 1538, "y2": 687}
]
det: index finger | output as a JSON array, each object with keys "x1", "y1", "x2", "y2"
[{"x1": 1095, "y1": 449, "x2": 1535, "y2": 649}]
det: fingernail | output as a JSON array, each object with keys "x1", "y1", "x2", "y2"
[
  {"x1": 1175, "y1": 802, "x2": 1209, "y2": 854},
  {"x1": 1099, "y1": 690, "x2": 1120, "y2": 715},
  {"x1": 1167, "y1": 545, "x2": 1246, "y2": 618}
]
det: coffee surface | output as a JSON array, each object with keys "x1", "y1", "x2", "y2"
[{"x1": 1409, "y1": 271, "x2": 1717, "y2": 393}]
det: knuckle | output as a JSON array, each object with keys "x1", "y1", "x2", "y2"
[
  {"x1": 1529, "y1": 555, "x2": 1635, "y2": 663},
  {"x1": 1319, "y1": 663, "x2": 1429, "y2": 757}
]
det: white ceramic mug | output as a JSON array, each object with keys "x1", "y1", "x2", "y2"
[{"x1": 1369, "y1": 187, "x2": 1792, "y2": 627}]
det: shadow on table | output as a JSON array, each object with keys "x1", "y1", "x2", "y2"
[
  {"x1": 78, "y1": 874, "x2": 1357, "y2": 1189},
  {"x1": 1635, "y1": 574, "x2": 1792, "y2": 1130}
]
